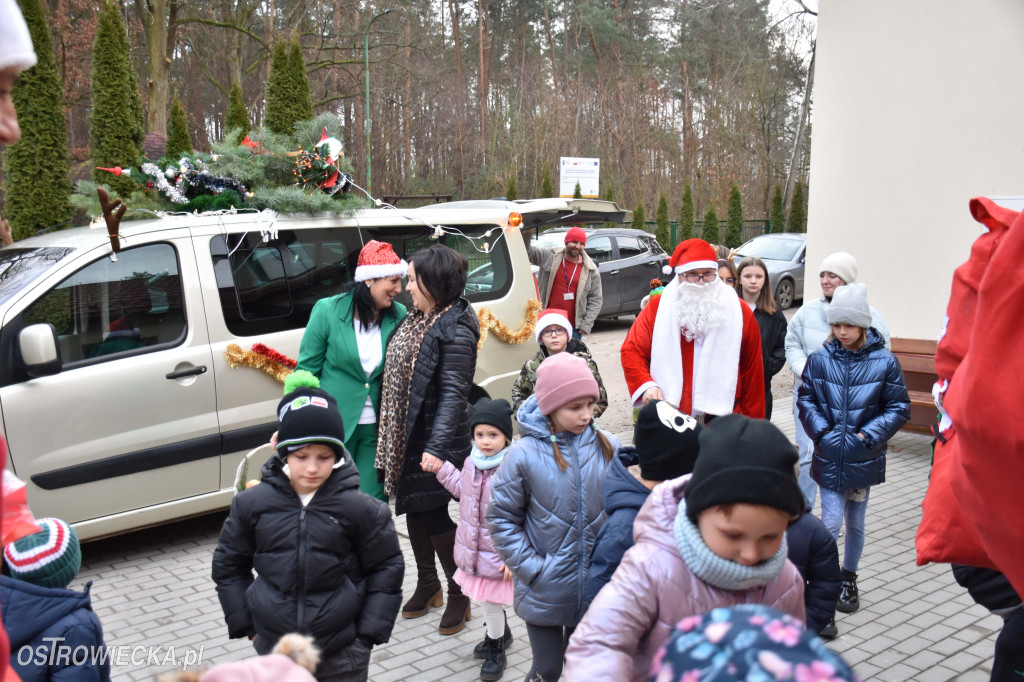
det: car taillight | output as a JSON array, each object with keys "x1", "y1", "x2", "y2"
[{"x1": 533, "y1": 273, "x2": 540, "y2": 299}]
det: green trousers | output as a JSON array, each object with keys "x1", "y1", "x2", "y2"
[{"x1": 346, "y1": 423, "x2": 387, "y2": 501}]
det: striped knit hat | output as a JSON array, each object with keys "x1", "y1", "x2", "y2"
[{"x1": 4, "y1": 518, "x2": 81, "y2": 589}]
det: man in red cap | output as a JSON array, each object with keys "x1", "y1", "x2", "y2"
[
  {"x1": 621, "y1": 239, "x2": 765, "y2": 420},
  {"x1": 526, "y1": 225, "x2": 603, "y2": 338}
]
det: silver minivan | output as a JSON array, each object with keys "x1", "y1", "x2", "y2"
[{"x1": 0, "y1": 198, "x2": 629, "y2": 540}]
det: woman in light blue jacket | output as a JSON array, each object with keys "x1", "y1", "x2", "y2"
[
  {"x1": 785, "y1": 251, "x2": 890, "y2": 511},
  {"x1": 487, "y1": 353, "x2": 617, "y2": 682}
]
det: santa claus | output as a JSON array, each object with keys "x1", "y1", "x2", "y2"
[{"x1": 621, "y1": 239, "x2": 765, "y2": 420}]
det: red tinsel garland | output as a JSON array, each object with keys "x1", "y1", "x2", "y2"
[{"x1": 251, "y1": 343, "x2": 297, "y2": 369}]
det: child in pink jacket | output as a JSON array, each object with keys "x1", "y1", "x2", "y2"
[
  {"x1": 426, "y1": 397, "x2": 515, "y2": 682},
  {"x1": 564, "y1": 415, "x2": 806, "y2": 681}
]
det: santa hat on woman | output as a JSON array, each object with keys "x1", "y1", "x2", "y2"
[
  {"x1": 663, "y1": 239, "x2": 718, "y2": 276},
  {"x1": 354, "y1": 240, "x2": 408, "y2": 282}
]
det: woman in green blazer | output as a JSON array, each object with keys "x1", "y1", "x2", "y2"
[{"x1": 296, "y1": 240, "x2": 409, "y2": 500}]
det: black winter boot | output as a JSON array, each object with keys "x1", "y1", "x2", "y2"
[
  {"x1": 433, "y1": 528, "x2": 472, "y2": 634},
  {"x1": 479, "y1": 634, "x2": 507, "y2": 681},
  {"x1": 837, "y1": 569, "x2": 860, "y2": 613},
  {"x1": 402, "y1": 516, "x2": 443, "y2": 618},
  {"x1": 820, "y1": 616, "x2": 838, "y2": 639},
  {"x1": 475, "y1": 612, "x2": 513, "y2": 659}
]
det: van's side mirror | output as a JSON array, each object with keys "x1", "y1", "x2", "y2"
[{"x1": 19, "y1": 324, "x2": 62, "y2": 378}]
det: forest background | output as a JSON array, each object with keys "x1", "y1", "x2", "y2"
[{"x1": 0, "y1": 0, "x2": 817, "y2": 236}]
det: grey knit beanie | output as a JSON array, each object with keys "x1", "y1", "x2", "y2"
[
  {"x1": 827, "y1": 283, "x2": 871, "y2": 328},
  {"x1": 819, "y1": 251, "x2": 858, "y2": 285}
]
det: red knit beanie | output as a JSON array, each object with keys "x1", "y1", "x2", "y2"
[
  {"x1": 534, "y1": 352, "x2": 599, "y2": 416},
  {"x1": 564, "y1": 227, "x2": 588, "y2": 244}
]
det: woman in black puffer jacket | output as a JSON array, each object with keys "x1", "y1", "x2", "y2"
[{"x1": 376, "y1": 244, "x2": 480, "y2": 636}]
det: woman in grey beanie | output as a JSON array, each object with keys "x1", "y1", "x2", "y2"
[{"x1": 796, "y1": 282, "x2": 910, "y2": 615}]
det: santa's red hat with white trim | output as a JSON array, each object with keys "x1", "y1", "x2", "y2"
[
  {"x1": 663, "y1": 238, "x2": 718, "y2": 276},
  {"x1": 535, "y1": 308, "x2": 573, "y2": 343},
  {"x1": 354, "y1": 240, "x2": 408, "y2": 282}
]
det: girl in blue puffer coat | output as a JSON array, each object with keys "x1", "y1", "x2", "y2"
[
  {"x1": 487, "y1": 353, "x2": 618, "y2": 682},
  {"x1": 797, "y1": 283, "x2": 910, "y2": 616}
]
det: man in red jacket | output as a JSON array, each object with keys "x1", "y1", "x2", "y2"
[{"x1": 621, "y1": 239, "x2": 764, "y2": 420}]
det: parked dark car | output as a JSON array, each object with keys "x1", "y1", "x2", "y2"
[
  {"x1": 534, "y1": 227, "x2": 668, "y2": 319},
  {"x1": 731, "y1": 233, "x2": 807, "y2": 310}
]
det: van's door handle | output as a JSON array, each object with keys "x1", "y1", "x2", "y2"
[
  {"x1": 166, "y1": 366, "x2": 207, "y2": 380},
  {"x1": 609, "y1": 269, "x2": 620, "y2": 275}
]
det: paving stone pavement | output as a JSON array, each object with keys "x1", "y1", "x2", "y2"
[{"x1": 70, "y1": 402, "x2": 1001, "y2": 681}]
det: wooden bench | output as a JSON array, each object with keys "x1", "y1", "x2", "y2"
[{"x1": 890, "y1": 338, "x2": 937, "y2": 435}]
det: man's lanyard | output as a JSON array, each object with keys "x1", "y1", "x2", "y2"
[{"x1": 562, "y1": 257, "x2": 581, "y2": 288}]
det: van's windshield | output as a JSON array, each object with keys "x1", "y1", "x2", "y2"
[{"x1": 0, "y1": 247, "x2": 76, "y2": 307}]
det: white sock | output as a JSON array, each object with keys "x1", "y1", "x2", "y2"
[{"x1": 481, "y1": 601, "x2": 505, "y2": 639}]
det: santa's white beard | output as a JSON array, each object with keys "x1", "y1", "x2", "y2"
[{"x1": 673, "y1": 279, "x2": 734, "y2": 341}]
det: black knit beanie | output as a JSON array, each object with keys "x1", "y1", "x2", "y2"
[
  {"x1": 634, "y1": 400, "x2": 703, "y2": 481},
  {"x1": 470, "y1": 397, "x2": 514, "y2": 443},
  {"x1": 276, "y1": 387, "x2": 347, "y2": 461},
  {"x1": 684, "y1": 414, "x2": 802, "y2": 523}
]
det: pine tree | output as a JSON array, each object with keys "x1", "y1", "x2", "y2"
[
  {"x1": 90, "y1": 0, "x2": 141, "y2": 197},
  {"x1": 506, "y1": 175, "x2": 518, "y2": 201},
  {"x1": 702, "y1": 203, "x2": 720, "y2": 245},
  {"x1": 288, "y1": 39, "x2": 314, "y2": 123},
  {"x1": 573, "y1": 181, "x2": 582, "y2": 199},
  {"x1": 540, "y1": 166, "x2": 553, "y2": 198},
  {"x1": 225, "y1": 80, "x2": 250, "y2": 144},
  {"x1": 264, "y1": 41, "x2": 293, "y2": 135},
  {"x1": 3, "y1": 0, "x2": 73, "y2": 240},
  {"x1": 788, "y1": 181, "x2": 806, "y2": 233},
  {"x1": 631, "y1": 202, "x2": 646, "y2": 232},
  {"x1": 726, "y1": 183, "x2": 743, "y2": 248},
  {"x1": 678, "y1": 184, "x2": 695, "y2": 241},
  {"x1": 770, "y1": 184, "x2": 786, "y2": 234},
  {"x1": 655, "y1": 193, "x2": 671, "y2": 251},
  {"x1": 165, "y1": 92, "x2": 192, "y2": 159}
]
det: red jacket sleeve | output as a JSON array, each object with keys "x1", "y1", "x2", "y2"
[
  {"x1": 735, "y1": 301, "x2": 766, "y2": 418},
  {"x1": 620, "y1": 296, "x2": 660, "y2": 400}
]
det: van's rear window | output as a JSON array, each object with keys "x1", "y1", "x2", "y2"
[
  {"x1": 0, "y1": 247, "x2": 75, "y2": 307},
  {"x1": 211, "y1": 224, "x2": 511, "y2": 337}
]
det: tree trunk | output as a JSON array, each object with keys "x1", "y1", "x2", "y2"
[
  {"x1": 477, "y1": 0, "x2": 488, "y2": 158},
  {"x1": 404, "y1": 15, "x2": 411, "y2": 177},
  {"x1": 785, "y1": 44, "x2": 815, "y2": 208},
  {"x1": 136, "y1": 0, "x2": 177, "y2": 135}
]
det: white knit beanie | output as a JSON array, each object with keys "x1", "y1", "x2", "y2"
[
  {"x1": 0, "y1": 0, "x2": 38, "y2": 73},
  {"x1": 819, "y1": 251, "x2": 858, "y2": 285},
  {"x1": 827, "y1": 283, "x2": 871, "y2": 328}
]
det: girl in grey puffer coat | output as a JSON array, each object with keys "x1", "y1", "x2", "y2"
[{"x1": 487, "y1": 353, "x2": 618, "y2": 682}]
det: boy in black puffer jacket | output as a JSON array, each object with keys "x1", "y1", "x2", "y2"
[
  {"x1": 213, "y1": 373, "x2": 404, "y2": 681},
  {"x1": 786, "y1": 505, "x2": 842, "y2": 639}
]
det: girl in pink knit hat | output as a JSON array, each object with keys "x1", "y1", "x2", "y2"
[{"x1": 487, "y1": 352, "x2": 619, "y2": 682}]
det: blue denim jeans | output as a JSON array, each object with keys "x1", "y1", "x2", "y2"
[
  {"x1": 793, "y1": 391, "x2": 818, "y2": 512},
  {"x1": 819, "y1": 486, "x2": 870, "y2": 572}
]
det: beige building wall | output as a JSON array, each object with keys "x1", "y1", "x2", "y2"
[{"x1": 806, "y1": 0, "x2": 1024, "y2": 340}]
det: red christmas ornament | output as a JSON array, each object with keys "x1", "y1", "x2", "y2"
[{"x1": 97, "y1": 166, "x2": 131, "y2": 176}]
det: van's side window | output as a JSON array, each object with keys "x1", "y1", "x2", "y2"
[
  {"x1": 213, "y1": 224, "x2": 512, "y2": 336},
  {"x1": 22, "y1": 244, "x2": 186, "y2": 364}
]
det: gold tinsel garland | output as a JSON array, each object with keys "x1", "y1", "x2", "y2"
[
  {"x1": 224, "y1": 343, "x2": 294, "y2": 383},
  {"x1": 477, "y1": 299, "x2": 542, "y2": 350}
]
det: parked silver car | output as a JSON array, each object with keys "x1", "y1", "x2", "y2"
[
  {"x1": 534, "y1": 227, "x2": 668, "y2": 319},
  {"x1": 732, "y1": 233, "x2": 807, "y2": 309}
]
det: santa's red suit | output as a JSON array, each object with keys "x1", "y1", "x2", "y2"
[
  {"x1": 621, "y1": 239, "x2": 764, "y2": 419},
  {"x1": 622, "y1": 292, "x2": 765, "y2": 418}
]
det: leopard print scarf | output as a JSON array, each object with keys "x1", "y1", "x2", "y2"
[{"x1": 375, "y1": 304, "x2": 452, "y2": 497}]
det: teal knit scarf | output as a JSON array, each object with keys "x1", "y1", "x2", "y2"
[
  {"x1": 673, "y1": 498, "x2": 789, "y2": 591},
  {"x1": 470, "y1": 444, "x2": 508, "y2": 470}
]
